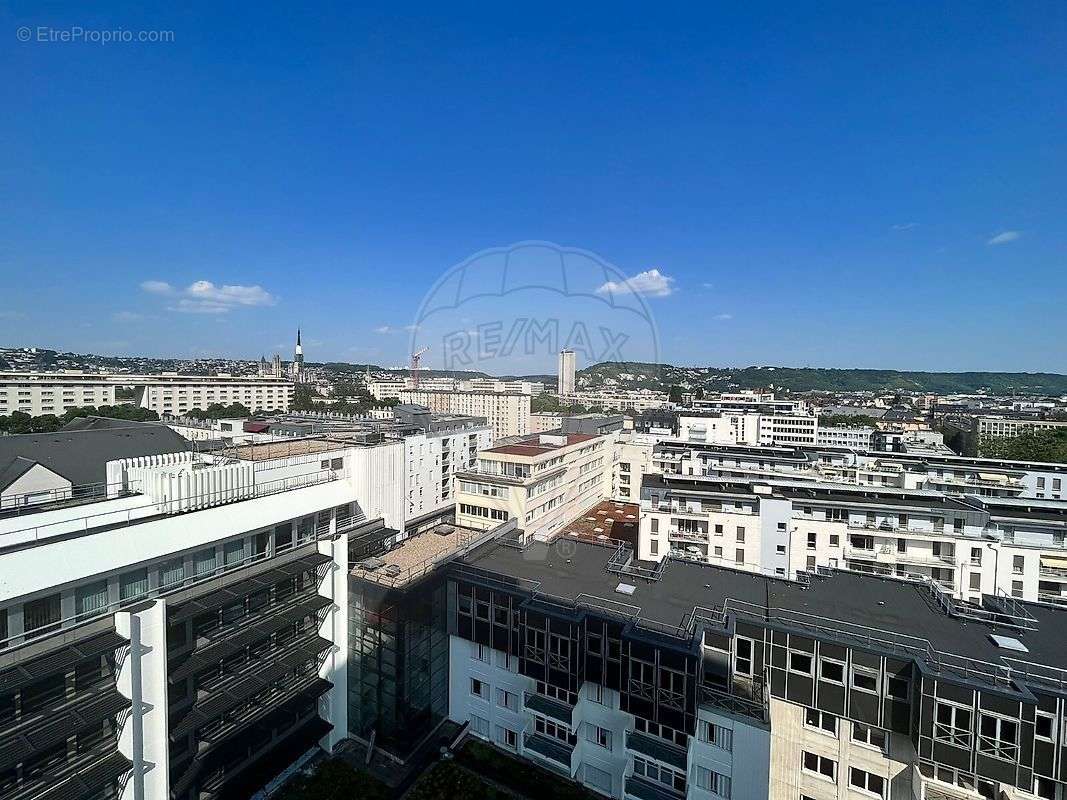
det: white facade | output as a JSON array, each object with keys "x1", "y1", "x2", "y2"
[
  {"x1": 558, "y1": 349, "x2": 576, "y2": 395},
  {"x1": 455, "y1": 432, "x2": 612, "y2": 541},
  {"x1": 403, "y1": 425, "x2": 492, "y2": 523},
  {"x1": 816, "y1": 425, "x2": 876, "y2": 450},
  {"x1": 0, "y1": 371, "x2": 117, "y2": 416},
  {"x1": 399, "y1": 389, "x2": 531, "y2": 439},
  {"x1": 134, "y1": 374, "x2": 294, "y2": 415}
]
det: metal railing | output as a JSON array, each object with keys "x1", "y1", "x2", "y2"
[
  {"x1": 0, "y1": 512, "x2": 366, "y2": 653},
  {"x1": 0, "y1": 468, "x2": 341, "y2": 547}
]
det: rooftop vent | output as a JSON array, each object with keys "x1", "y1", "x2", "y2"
[
  {"x1": 615, "y1": 583, "x2": 636, "y2": 596},
  {"x1": 989, "y1": 634, "x2": 1029, "y2": 653}
]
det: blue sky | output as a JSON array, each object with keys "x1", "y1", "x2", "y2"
[{"x1": 1, "y1": 2, "x2": 1065, "y2": 374}]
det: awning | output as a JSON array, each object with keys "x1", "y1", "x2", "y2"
[
  {"x1": 977, "y1": 472, "x2": 1009, "y2": 484},
  {"x1": 1040, "y1": 555, "x2": 1067, "y2": 570}
]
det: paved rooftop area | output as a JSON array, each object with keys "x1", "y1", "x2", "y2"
[
  {"x1": 559, "y1": 500, "x2": 640, "y2": 549},
  {"x1": 353, "y1": 524, "x2": 479, "y2": 586}
]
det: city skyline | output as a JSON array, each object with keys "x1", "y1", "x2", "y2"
[{"x1": 2, "y1": 3, "x2": 1065, "y2": 372}]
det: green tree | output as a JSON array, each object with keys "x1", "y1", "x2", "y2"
[
  {"x1": 668, "y1": 384, "x2": 684, "y2": 404},
  {"x1": 818, "y1": 414, "x2": 882, "y2": 429},
  {"x1": 980, "y1": 430, "x2": 1067, "y2": 463}
]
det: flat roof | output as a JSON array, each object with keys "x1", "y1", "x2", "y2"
[
  {"x1": 483, "y1": 432, "x2": 600, "y2": 457},
  {"x1": 457, "y1": 538, "x2": 1067, "y2": 676}
]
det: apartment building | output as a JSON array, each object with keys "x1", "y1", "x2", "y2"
[
  {"x1": 0, "y1": 433, "x2": 405, "y2": 800},
  {"x1": 403, "y1": 422, "x2": 492, "y2": 527},
  {"x1": 612, "y1": 434, "x2": 657, "y2": 502},
  {"x1": 974, "y1": 416, "x2": 1067, "y2": 439},
  {"x1": 454, "y1": 431, "x2": 611, "y2": 541},
  {"x1": 678, "y1": 411, "x2": 819, "y2": 447},
  {"x1": 399, "y1": 389, "x2": 530, "y2": 439},
  {"x1": 816, "y1": 425, "x2": 876, "y2": 450},
  {"x1": 0, "y1": 372, "x2": 117, "y2": 416},
  {"x1": 653, "y1": 440, "x2": 1067, "y2": 500},
  {"x1": 638, "y1": 472, "x2": 1067, "y2": 607},
  {"x1": 133, "y1": 374, "x2": 294, "y2": 415},
  {"x1": 558, "y1": 389, "x2": 671, "y2": 413},
  {"x1": 446, "y1": 533, "x2": 1067, "y2": 800}
]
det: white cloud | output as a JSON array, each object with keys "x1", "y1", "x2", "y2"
[
  {"x1": 141, "y1": 279, "x2": 277, "y2": 313},
  {"x1": 0, "y1": 310, "x2": 26, "y2": 320},
  {"x1": 891, "y1": 222, "x2": 919, "y2": 231},
  {"x1": 140, "y1": 280, "x2": 174, "y2": 295},
  {"x1": 701, "y1": 282, "x2": 715, "y2": 290},
  {"x1": 373, "y1": 324, "x2": 419, "y2": 334},
  {"x1": 595, "y1": 268, "x2": 675, "y2": 298},
  {"x1": 112, "y1": 310, "x2": 143, "y2": 322},
  {"x1": 713, "y1": 313, "x2": 733, "y2": 320},
  {"x1": 987, "y1": 230, "x2": 1020, "y2": 245}
]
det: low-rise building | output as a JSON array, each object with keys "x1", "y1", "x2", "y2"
[
  {"x1": 399, "y1": 389, "x2": 530, "y2": 439},
  {"x1": 454, "y1": 431, "x2": 611, "y2": 541},
  {"x1": 0, "y1": 371, "x2": 117, "y2": 416}
]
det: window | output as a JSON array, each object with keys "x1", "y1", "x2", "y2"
[
  {"x1": 535, "y1": 716, "x2": 571, "y2": 742},
  {"x1": 470, "y1": 678, "x2": 488, "y2": 700},
  {"x1": 585, "y1": 723, "x2": 612, "y2": 749},
  {"x1": 736, "y1": 527, "x2": 745, "y2": 542},
  {"x1": 1012, "y1": 580, "x2": 1024, "y2": 598},
  {"x1": 1035, "y1": 711, "x2": 1056, "y2": 741},
  {"x1": 851, "y1": 665, "x2": 879, "y2": 694},
  {"x1": 496, "y1": 725, "x2": 517, "y2": 750},
  {"x1": 886, "y1": 676, "x2": 909, "y2": 700},
  {"x1": 470, "y1": 715, "x2": 489, "y2": 738},
  {"x1": 849, "y1": 768, "x2": 885, "y2": 798},
  {"x1": 805, "y1": 708, "x2": 837, "y2": 736},
  {"x1": 119, "y1": 569, "x2": 148, "y2": 601},
  {"x1": 819, "y1": 657, "x2": 845, "y2": 684},
  {"x1": 474, "y1": 643, "x2": 490, "y2": 663},
  {"x1": 24, "y1": 594, "x2": 61, "y2": 634},
  {"x1": 632, "y1": 756, "x2": 686, "y2": 793},
  {"x1": 735, "y1": 548, "x2": 744, "y2": 564},
  {"x1": 193, "y1": 548, "x2": 217, "y2": 576},
  {"x1": 802, "y1": 751, "x2": 836, "y2": 782},
  {"x1": 807, "y1": 532, "x2": 817, "y2": 549},
  {"x1": 75, "y1": 580, "x2": 109, "y2": 617},
  {"x1": 852, "y1": 722, "x2": 888, "y2": 751},
  {"x1": 588, "y1": 683, "x2": 605, "y2": 705},
  {"x1": 694, "y1": 765, "x2": 731, "y2": 798},
  {"x1": 829, "y1": 534, "x2": 839, "y2": 547},
  {"x1": 497, "y1": 688, "x2": 518, "y2": 712},
  {"x1": 159, "y1": 557, "x2": 185, "y2": 589},
  {"x1": 698, "y1": 720, "x2": 732, "y2": 751},
  {"x1": 978, "y1": 714, "x2": 1019, "y2": 761},
  {"x1": 1013, "y1": 555, "x2": 1025, "y2": 574},
  {"x1": 934, "y1": 702, "x2": 972, "y2": 749},
  {"x1": 734, "y1": 637, "x2": 754, "y2": 676},
  {"x1": 223, "y1": 539, "x2": 249, "y2": 566},
  {"x1": 789, "y1": 650, "x2": 813, "y2": 676}
]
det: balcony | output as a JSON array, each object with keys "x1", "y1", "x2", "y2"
[
  {"x1": 699, "y1": 681, "x2": 767, "y2": 722},
  {"x1": 625, "y1": 775, "x2": 684, "y2": 800},
  {"x1": 667, "y1": 529, "x2": 708, "y2": 543},
  {"x1": 625, "y1": 730, "x2": 688, "y2": 771},
  {"x1": 523, "y1": 691, "x2": 573, "y2": 725},
  {"x1": 522, "y1": 732, "x2": 574, "y2": 770}
]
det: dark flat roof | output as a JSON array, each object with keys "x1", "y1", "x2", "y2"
[{"x1": 457, "y1": 538, "x2": 1067, "y2": 680}]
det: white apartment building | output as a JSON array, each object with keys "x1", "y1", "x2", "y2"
[
  {"x1": 558, "y1": 349, "x2": 576, "y2": 395},
  {"x1": 638, "y1": 472, "x2": 1067, "y2": 607},
  {"x1": 0, "y1": 433, "x2": 405, "y2": 800},
  {"x1": 974, "y1": 416, "x2": 1067, "y2": 439},
  {"x1": 133, "y1": 374, "x2": 294, "y2": 415},
  {"x1": 399, "y1": 389, "x2": 531, "y2": 439},
  {"x1": 816, "y1": 425, "x2": 876, "y2": 450},
  {"x1": 531, "y1": 411, "x2": 567, "y2": 433},
  {"x1": 403, "y1": 423, "x2": 492, "y2": 526},
  {"x1": 678, "y1": 411, "x2": 819, "y2": 447},
  {"x1": 454, "y1": 431, "x2": 611, "y2": 541},
  {"x1": 0, "y1": 371, "x2": 117, "y2": 416},
  {"x1": 558, "y1": 389, "x2": 670, "y2": 413},
  {"x1": 654, "y1": 440, "x2": 1067, "y2": 500},
  {"x1": 611, "y1": 433, "x2": 657, "y2": 502}
]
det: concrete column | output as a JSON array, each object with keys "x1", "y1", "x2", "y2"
[
  {"x1": 317, "y1": 513, "x2": 349, "y2": 751},
  {"x1": 116, "y1": 599, "x2": 170, "y2": 800}
]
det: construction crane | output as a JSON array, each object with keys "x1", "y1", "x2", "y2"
[{"x1": 410, "y1": 346, "x2": 429, "y2": 389}]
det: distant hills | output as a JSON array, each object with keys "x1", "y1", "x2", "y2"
[
  {"x1": 576, "y1": 362, "x2": 1067, "y2": 395},
  {"x1": 3, "y1": 348, "x2": 1066, "y2": 395}
]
